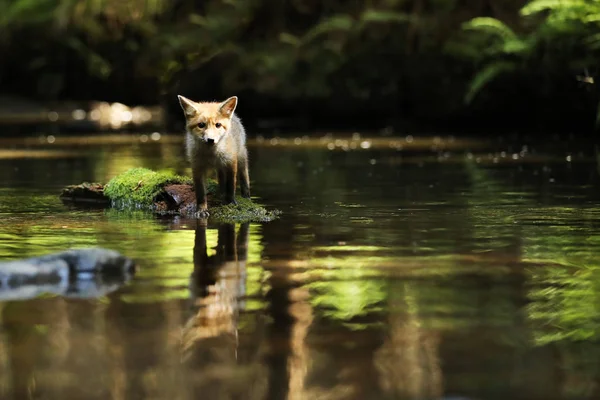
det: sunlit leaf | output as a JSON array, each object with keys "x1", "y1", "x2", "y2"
[
  {"x1": 583, "y1": 13, "x2": 600, "y2": 23},
  {"x1": 502, "y1": 38, "x2": 529, "y2": 54},
  {"x1": 520, "y1": 0, "x2": 588, "y2": 16},
  {"x1": 462, "y1": 17, "x2": 517, "y2": 40}
]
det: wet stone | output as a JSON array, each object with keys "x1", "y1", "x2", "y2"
[{"x1": 0, "y1": 248, "x2": 136, "y2": 301}]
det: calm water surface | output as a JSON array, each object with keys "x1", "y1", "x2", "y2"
[{"x1": 1, "y1": 132, "x2": 600, "y2": 400}]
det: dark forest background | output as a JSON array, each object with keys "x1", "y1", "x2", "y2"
[{"x1": 1, "y1": 0, "x2": 600, "y2": 133}]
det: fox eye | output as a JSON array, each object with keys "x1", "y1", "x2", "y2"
[
  {"x1": 197, "y1": 122, "x2": 206, "y2": 129},
  {"x1": 215, "y1": 122, "x2": 222, "y2": 128}
]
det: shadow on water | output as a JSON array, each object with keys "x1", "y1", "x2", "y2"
[{"x1": 2, "y1": 132, "x2": 600, "y2": 399}]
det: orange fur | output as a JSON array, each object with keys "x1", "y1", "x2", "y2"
[{"x1": 178, "y1": 95, "x2": 251, "y2": 217}]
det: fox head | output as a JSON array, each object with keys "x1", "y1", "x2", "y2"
[{"x1": 177, "y1": 95, "x2": 238, "y2": 145}]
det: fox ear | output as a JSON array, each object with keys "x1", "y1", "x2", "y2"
[
  {"x1": 178, "y1": 95, "x2": 198, "y2": 117},
  {"x1": 219, "y1": 96, "x2": 238, "y2": 117}
]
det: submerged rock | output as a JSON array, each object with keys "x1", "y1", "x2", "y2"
[
  {"x1": 61, "y1": 167, "x2": 281, "y2": 223},
  {"x1": 0, "y1": 248, "x2": 135, "y2": 301}
]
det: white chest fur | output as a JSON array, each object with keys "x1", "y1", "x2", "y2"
[{"x1": 186, "y1": 131, "x2": 235, "y2": 169}]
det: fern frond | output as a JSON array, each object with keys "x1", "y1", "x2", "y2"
[
  {"x1": 465, "y1": 61, "x2": 517, "y2": 104},
  {"x1": 502, "y1": 38, "x2": 530, "y2": 54},
  {"x1": 521, "y1": 0, "x2": 588, "y2": 17},
  {"x1": 462, "y1": 17, "x2": 517, "y2": 40},
  {"x1": 301, "y1": 14, "x2": 353, "y2": 43}
]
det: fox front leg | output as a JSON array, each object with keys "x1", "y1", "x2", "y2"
[
  {"x1": 224, "y1": 161, "x2": 238, "y2": 206},
  {"x1": 193, "y1": 173, "x2": 209, "y2": 218},
  {"x1": 238, "y1": 157, "x2": 251, "y2": 199}
]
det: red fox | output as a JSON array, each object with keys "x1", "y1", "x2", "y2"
[{"x1": 177, "y1": 95, "x2": 251, "y2": 217}]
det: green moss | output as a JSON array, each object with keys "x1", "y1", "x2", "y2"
[
  {"x1": 104, "y1": 168, "x2": 195, "y2": 209},
  {"x1": 102, "y1": 167, "x2": 280, "y2": 223},
  {"x1": 210, "y1": 196, "x2": 282, "y2": 223}
]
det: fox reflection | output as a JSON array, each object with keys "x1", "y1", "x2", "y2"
[{"x1": 181, "y1": 223, "x2": 249, "y2": 361}]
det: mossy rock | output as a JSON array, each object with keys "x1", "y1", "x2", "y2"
[
  {"x1": 65, "y1": 168, "x2": 280, "y2": 223},
  {"x1": 104, "y1": 167, "x2": 195, "y2": 209}
]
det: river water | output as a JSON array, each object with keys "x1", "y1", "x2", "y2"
[{"x1": 1, "y1": 131, "x2": 600, "y2": 400}]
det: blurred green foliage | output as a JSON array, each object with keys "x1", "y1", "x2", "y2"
[
  {"x1": 0, "y1": 0, "x2": 529, "y2": 125},
  {"x1": 524, "y1": 224, "x2": 600, "y2": 345},
  {"x1": 0, "y1": 0, "x2": 422, "y2": 97},
  {"x1": 1, "y1": 0, "x2": 600, "y2": 127},
  {"x1": 454, "y1": 0, "x2": 600, "y2": 122},
  {"x1": 0, "y1": 0, "x2": 167, "y2": 79}
]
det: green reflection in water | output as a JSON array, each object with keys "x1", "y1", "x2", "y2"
[
  {"x1": 304, "y1": 250, "x2": 521, "y2": 331},
  {"x1": 464, "y1": 161, "x2": 600, "y2": 347},
  {"x1": 463, "y1": 160, "x2": 522, "y2": 250},
  {"x1": 523, "y1": 214, "x2": 600, "y2": 346},
  {"x1": 308, "y1": 278, "x2": 387, "y2": 324},
  {"x1": 118, "y1": 223, "x2": 265, "y2": 304},
  {"x1": 299, "y1": 253, "x2": 504, "y2": 279},
  {"x1": 118, "y1": 228, "x2": 197, "y2": 303},
  {"x1": 237, "y1": 224, "x2": 268, "y2": 312}
]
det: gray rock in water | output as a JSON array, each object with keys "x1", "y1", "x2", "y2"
[{"x1": 0, "y1": 248, "x2": 136, "y2": 301}]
